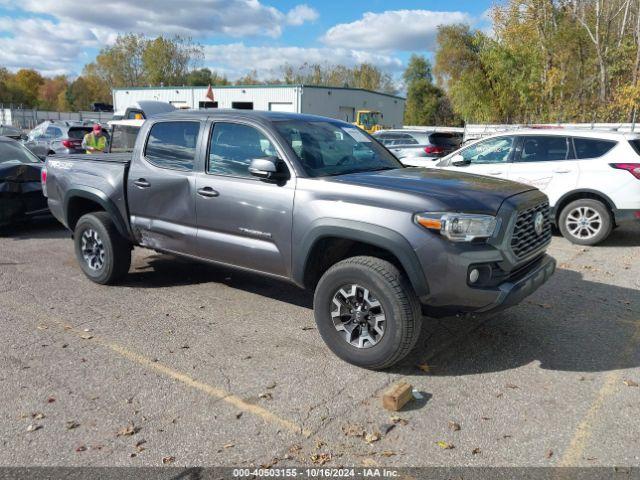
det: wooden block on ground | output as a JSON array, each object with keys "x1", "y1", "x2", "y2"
[{"x1": 381, "y1": 381, "x2": 413, "y2": 411}]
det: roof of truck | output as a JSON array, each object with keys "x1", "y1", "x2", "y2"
[{"x1": 154, "y1": 109, "x2": 352, "y2": 124}]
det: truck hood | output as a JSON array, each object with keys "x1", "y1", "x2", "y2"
[{"x1": 328, "y1": 167, "x2": 536, "y2": 214}]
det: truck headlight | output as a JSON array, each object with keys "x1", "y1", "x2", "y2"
[{"x1": 415, "y1": 212, "x2": 497, "y2": 242}]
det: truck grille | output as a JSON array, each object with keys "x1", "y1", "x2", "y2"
[{"x1": 510, "y1": 202, "x2": 552, "y2": 259}]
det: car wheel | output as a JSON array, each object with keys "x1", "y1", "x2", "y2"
[
  {"x1": 313, "y1": 256, "x2": 422, "y2": 370},
  {"x1": 74, "y1": 212, "x2": 131, "y2": 284},
  {"x1": 558, "y1": 199, "x2": 612, "y2": 246}
]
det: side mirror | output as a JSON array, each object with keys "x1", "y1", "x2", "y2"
[
  {"x1": 20, "y1": 133, "x2": 28, "y2": 141},
  {"x1": 451, "y1": 154, "x2": 470, "y2": 166},
  {"x1": 248, "y1": 157, "x2": 288, "y2": 181}
]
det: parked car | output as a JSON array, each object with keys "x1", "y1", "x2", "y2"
[
  {"x1": 373, "y1": 129, "x2": 463, "y2": 159},
  {"x1": 23, "y1": 121, "x2": 110, "y2": 157},
  {"x1": 428, "y1": 129, "x2": 640, "y2": 245},
  {"x1": 0, "y1": 137, "x2": 48, "y2": 228},
  {"x1": 0, "y1": 125, "x2": 27, "y2": 141},
  {"x1": 43, "y1": 110, "x2": 555, "y2": 369}
]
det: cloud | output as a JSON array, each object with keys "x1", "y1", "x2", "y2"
[
  {"x1": 322, "y1": 9, "x2": 473, "y2": 51},
  {"x1": 202, "y1": 43, "x2": 403, "y2": 79},
  {"x1": 286, "y1": 4, "x2": 319, "y2": 26},
  {"x1": 0, "y1": 0, "x2": 321, "y2": 75},
  {"x1": 10, "y1": 0, "x2": 317, "y2": 38},
  {"x1": 0, "y1": 17, "x2": 104, "y2": 75}
]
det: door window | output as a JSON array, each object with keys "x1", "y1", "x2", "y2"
[
  {"x1": 46, "y1": 126, "x2": 62, "y2": 139},
  {"x1": 573, "y1": 138, "x2": 616, "y2": 159},
  {"x1": 518, "y1": 136, "x2": 571, "y2": 162},
  {"x1": 208, "y1": 122, "x2": 277, "y2": 178},
  {"x1": 144, "y1": 121, "x2": 200, "y2": 171},
  {"x1": 458, "y1": 136, "x2": 515, "y2": 164}
]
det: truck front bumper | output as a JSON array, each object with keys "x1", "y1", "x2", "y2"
[
  {"x1": 475, "y1": 254, "x2": 556, "y2": 313},
  {"x1": 415, "y1": 243, "x2": 556, "y2": 317}
]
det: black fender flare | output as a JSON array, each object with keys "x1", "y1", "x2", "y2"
[
  {"x1": 64, "y1": 187, "x2": 131, "y2": 239},
  {"x1": 293, "y1": 218, "x2": 429, "y2": 298}
]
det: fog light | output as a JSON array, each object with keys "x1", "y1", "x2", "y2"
[{"x1": 469, "y1": 268, "x2": 480, "y2": 284}]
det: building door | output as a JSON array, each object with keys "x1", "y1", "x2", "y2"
[
  {"x1": 339, "y1": 106, "x2": 355, "y2": 122},
  {"x1": 269, "y1": 102, "x2": 295, "y2": 112},
  {"x1": 199, "y1": 101, "x2": 218, "y2": 109},
  {"x1": 231, "y1": 102, "x2": 253, "y2": 110}
]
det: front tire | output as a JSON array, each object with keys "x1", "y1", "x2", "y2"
[
  {"x1": 74, "y1": 212, "x2": 131, "y2": 284},
  {"x1": 313, "y1": 256, "x2": 422, "y2": 370},
  {"x1": 558, "y1": 199, "x2": 612, "y2": 246}
]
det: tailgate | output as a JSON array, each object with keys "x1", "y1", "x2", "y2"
[{"x1": 44, "y1": 153, "x2": 132, "y2": 231}]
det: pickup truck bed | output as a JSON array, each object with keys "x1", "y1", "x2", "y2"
[{"x1": 45, "y1": 153, "x2": 133, "y2": 239}]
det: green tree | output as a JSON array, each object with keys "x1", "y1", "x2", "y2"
[
  {"x1": 142, "y1": 36, "x2": 203, "y2": 86},
  {"x1": 403, "y1": 54, "x2": 458, "y2": 125},
  {"x1": 186, "y1": 68, "x2": 229, "y2": 86}
]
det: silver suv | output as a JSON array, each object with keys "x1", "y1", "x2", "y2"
[
  {"x1": 374, "y1": 129, "x2": 462, "y2": 160},
  {"x1": 23, "y1": 121, "x2": 109, "y2": 157}
]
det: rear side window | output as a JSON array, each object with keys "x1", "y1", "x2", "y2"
[
  {"x1": 46, "y1": 126, "x2": 62, "y2": 139},
  {"x1": 573, "y1": 138, "x2": 616, "y2": 159},
  {"x1": 518, "y1": 136, "x2": 571, "y2": 162},
  {"x1": 628, "y1": 139, "x2": 640, "y2": 155},
  {"x1": 110, "y1": 126, "x2": 140, "y2": 153},
  {"x1": 145, "y1": 121, "x2": 200, "y2": 171},
  {"x1": 68, "y1": 127, "x2": 92, "y2": 140},
  {"x1": 429, "y1": 132, "x2": 463, "y2": 147}
]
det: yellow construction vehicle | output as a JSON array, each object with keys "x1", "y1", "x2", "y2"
[{"x1": 354, "y1": 110, "x2": 386, "y2": 133}]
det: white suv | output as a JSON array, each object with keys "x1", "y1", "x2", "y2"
[{"x1": 415, "y1": 129, "x2": 640, "y2": 245}]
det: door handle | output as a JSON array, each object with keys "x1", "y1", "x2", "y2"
[
  {"x1": 489, "y1": 171, "x2": 503, "y2": 175},
  {"x1": 553, "y1": 169, "x2": 571, "y2": 173},
  {"x1": 197, "y1": 187, "x2": 219, "y2": 198},
  {"x1": 133, "y1": 178, "x2": 150, "y2": 188}
]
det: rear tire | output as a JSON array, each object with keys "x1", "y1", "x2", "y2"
[
  {"x1": 313, "y1": 256, "x2": 422, "y2": 370},
  {"x1": 74, "y1": 212, "x2": 131, "y2": 284},
  {"x1": 558, "y1": 199, "x2": 612, "y2": 246}
]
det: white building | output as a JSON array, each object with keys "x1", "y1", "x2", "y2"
[{"x1": 112, "y1": 84, "x2": 405, "y2": 127}]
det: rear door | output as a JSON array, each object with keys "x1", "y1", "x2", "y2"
[
  {"x1": 194, "y1": 120, "x2": 295, "y2": 277},
  {"x1": 126, "y1": 120, "x2": 203, "y2": 255},
  {"x1": 441, "y1": 135, "x2": 516, "y2": 178},
  {"x1": 508, "y1": 135, "x2": 578, "y2": 206}
]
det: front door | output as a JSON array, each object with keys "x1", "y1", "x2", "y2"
[
  {"x1": 508, "y1": 135, "x2": 578, "y2": 206},
  {"x1": 442, "y1": 135, "x2": 516, "y2": 178},
  {"x1": 194, "y1": 120, "x2": 295, "y2": 277},
  {"x1": 126, "y1": 120, "x2": 202, "y2": 255}
]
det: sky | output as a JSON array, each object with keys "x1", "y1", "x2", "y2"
[{"x1": 0, "y1": 0, "x2": 493, "y2": 81}]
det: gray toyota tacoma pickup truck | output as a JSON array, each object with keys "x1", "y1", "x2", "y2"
[{"x1": 43, "y1": 110, "x2": 556, "y2": 369}]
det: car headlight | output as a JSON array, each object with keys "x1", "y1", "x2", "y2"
[{"x1": 415, "y1": 212, "x2": 497, "y2": 242}]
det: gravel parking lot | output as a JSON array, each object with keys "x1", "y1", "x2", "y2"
[{"x1": 0, "y1": 218, "x2": 638, "y2": 468}]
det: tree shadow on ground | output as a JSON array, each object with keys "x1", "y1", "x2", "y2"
[{"x1": 398, "y1": 267, "x2": 640, "y2": 376}]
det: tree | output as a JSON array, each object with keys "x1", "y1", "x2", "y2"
[
  {"x1": 142, "y1": 36, "x2": 203, "y2": 86},
  {"x1": 88, "y1": 33, "x2": 203, "y2": 88},
  {"x1": 403, "y1": 54, "x2": 459, "y2": 126},
  {"x1": 278, "y1": 62, "x2": 397, "y2": 93},
  {"x1": 39, "y1": 75, "x2": 69, "y2": 110},
  {"x1": 185, "y1": 68, "x2": 229, "y2": 86},
  {"x1": 65, "y1": 74, "x2": 111, "y2": 111}
]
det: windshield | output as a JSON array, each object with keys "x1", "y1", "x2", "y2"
[
  {"x1": 273, "y1": 120, "x2": 402, "y2": 177},
  {"x1": 0, "y1": 141, "x2": 41, "y2": 165}
]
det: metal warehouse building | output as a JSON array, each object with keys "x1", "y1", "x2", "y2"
[{"x1": 112, "y1": 85, "x2": 405, "y2": 127}]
